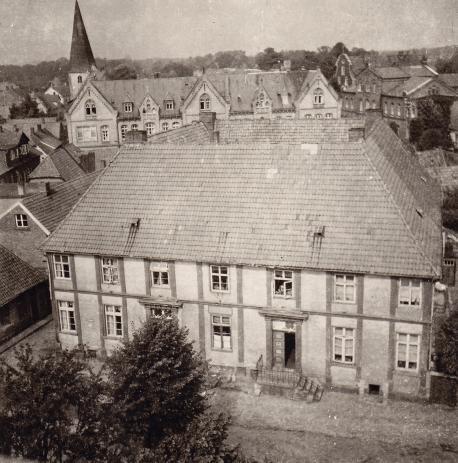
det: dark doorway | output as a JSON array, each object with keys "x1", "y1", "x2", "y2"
[{"x1": 284, "y1": 332, "x2": 296, "y2": 369}]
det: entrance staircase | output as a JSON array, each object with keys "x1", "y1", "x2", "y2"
[{"x1": 252, "y1": 355, "x2": 324, "y2": 402}]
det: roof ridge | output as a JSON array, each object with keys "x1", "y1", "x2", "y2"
[{"x1": 362, "y1": 127, "x2": 441, "y2": 277}]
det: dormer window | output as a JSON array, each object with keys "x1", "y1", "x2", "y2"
[
  {"x1": 165, "y1": 100, "x2": 174, "y2": 110},
  {"x1": 255, "y1": 91, "x2": 270, "y2": 109},
  {"x1": 123, "y1": 102, "x2": 133, "y2": 112},
  {"x1": 313, "y1": 88, "x2": 324, "y2": 105},
  {"x1": 199, "y1": 93, "x2": 211, "y2": 111},
  {"x1": 77, "y1": 75, "x2": 83, "y2": 84},
  {"x1": 85, "y1": 99, "x2": 96, "y2": 116}
]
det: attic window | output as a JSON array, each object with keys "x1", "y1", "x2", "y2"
[
  {"x1": 77, "y1": 75, "x2": 82, "y2": 83},
  {"x1": 15, "y1": 214, "x2": 28, "y2": 228},
  {"x1": 165, "y1": 100, "x2": 174, "y2": 110},
  {"x1": 200, "y1": 94, "x2": 211, "y2": 111},
  {"x1": 313, "y1": 88, "x2": 324, "y2": 105},
  {"x1": 123, "y1": 102, "x2": 133, "y2": 112}
]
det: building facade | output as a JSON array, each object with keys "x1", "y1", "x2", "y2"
[{"x1": 43, "y1": 119, "x2": 443, "y2": 399}]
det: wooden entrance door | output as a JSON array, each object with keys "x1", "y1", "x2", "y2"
[{"x1": 272, "y1": 330, "x2": 284, "y2": 368}]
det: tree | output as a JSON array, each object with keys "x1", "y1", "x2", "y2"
[
  {"x1": 436, "y1": 51, "x2": 458, "y2": 74},
  {"x1": 106, "y1": 63, "x2": 138, "y2": 80},
  {"x1": 255, "y1": 47, "x2": 283, "y2": 71},
  {"x1": 9, "y1": 93, "x2": 44, "y2": 118},
  {"x1": 435, "y1": 310, "x2": 458, "y2": 376},
  {"x1": 0, "y1": 346, "x2": 105, "y2": 462},
  {"x1": 330, "y1": 42, "x2": 349, "y2": 58}
]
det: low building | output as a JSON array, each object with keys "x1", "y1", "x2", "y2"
[
  {"x1": 42, "y1": 118, "x2": 442, "y2": 399},
  {"x1": 0, "y1": 244, "x2": 50, "y2": 345}
]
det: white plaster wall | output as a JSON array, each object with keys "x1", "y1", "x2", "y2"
[
  {"x1": 243, "y1": 308, "x2": 266, "y2": 368},
  {"x1": 302, "y1": 314, "x2": 326, "y2": 378},
  {"x1": 242, "y1": 267, "x2": 267, "y2": 306},
  {"x1": 301, "y1": 270, "x2": 326, "y2": 312},
  {"x1": 124, "y1": 258, "x2": 147, "y2": 295},
  {"x1": 363, "y1": 275, "x2": 391, "y2": 317},
  {"x1": 175, "y1": 262, "x2": 198, "y2": 300},
  {"x1": 74, "y1": 255, "x2": 97, "y2": 291},
  {"x1": 361, "y1": 319, "x2": 389, "y2": 384},
  {"x1": 78, "y1": 293, "x2": 100, "y2": 349}
]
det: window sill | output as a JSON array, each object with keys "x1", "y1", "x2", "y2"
[
  {"x1": 60, "y1": 330, "x2": 78, "y2": 336},
  {"x1": 151, "y1": 285, "x2": 171, "y2": 289},
  {"x1": 211, "y1": 348, "x2": 233, "y2": 353},
  {"x1": 394, "y1": 368, "x2": 420, "y2": 377},
  {"x1": 210, "y1": 290, "x2": 230, "y2": 294},
  {"x1": 333, "y1": 300, "x2": 356, "y2": 305},
  {"x1": 104, "y1": 335, "x2": 123, "y2": 341},
  {"x1": 55, "y1": 277, "x2": 72, "y2": 281},
  {"x1": 273, "y1": 295, "x2": 294, "y2": 300},
  {"x1": 331, "y1": 361, "x2": 356, "y2": 369}
]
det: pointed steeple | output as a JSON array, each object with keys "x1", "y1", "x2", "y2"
[{"x1": 69, "y1": 1, "x2": 96, "y2": 72}]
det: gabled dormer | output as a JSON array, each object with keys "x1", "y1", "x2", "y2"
[
  {"x1": 140, "y1": 94, "x2": 159, "y2": 117},
  {"x1": 253, "y1": 84, "x2": 272, "y2": 118}
]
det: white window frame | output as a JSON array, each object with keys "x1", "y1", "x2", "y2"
[
  {"x1": 396, "y1": 333, "x2": 420, "y2": 371},
  {"x1": 172, "y1": 121, "x2": 180, "y2": 129},
  {"x1": 123, "y1": 102, "x2": 133, "y2": 112},
  {"x1": 84, "y1": 99, "x2": 96, "y2": 116},
  {"x1": 76, "y1": 126, "x2": 97, "y2": 143},
  {"x1": 313, "y1": 89, "x2": 324, "y2": 105},
  {"x1": 145, "y1": 122, "x2": 155, "y2": 136},
  {"x1": 151, "y1": 262, "x2": 170, "y2": 287},
  {"x1": 200, "y1": 93, "x2": 211, "y2": 111},
  {"x1": 325, "y1": 113, "x2": 333, "y2": 118},
  {"x1": 334, "y1": 274, "x2": 356, "y2": 303},
  {"x1": 162, "y1": 122, "x2": 169, "y2": 131},
  {"x1": 131, "y1": 124, "x2": 138, "y2": 131},
  {"x1": 398, "y1": 279, "x2": 421, "y2": 308},
  {"x1": 101, "y1": 257, "x2": 119, "y2": 284},
  {"x1": 54, "y1": 254, "x2": 71, "y2": 280},
  {"x1": 273, "y1": 269, "x2": 293, "y2": 298},
  {"x1": 211, "y1": 315, "x2": 231, "y2": 350},
  {"x1": 210, "y1": 265, "x2": 229, "y2": 292},
  {"x1": 77, "y1": 75, "x2": 83, "y2": 84},
  {"x1": 101, "y1": 125, "x2": 109, "y2": 142},
  {"x1": 120, "y1": 125, "x2": 127, "y2": 141},
  {"x1": 150, "y1": 307, "x2": 173, "y2": 319},
  {"x1": 165, "y1": 100, "x2": 174, "y2": 110},
  {"x1": 15, "y1": 213, "x2": 28, "y2": 228},
  {"x1": 333, "y1": 327, "x2": 355, "y2": 364},
  {"x1": 105, "y1": 304, "x2": 123, "y2": 337},
  {"x1": 58, "y1": 300, "x2": 76, "y2": 332}
]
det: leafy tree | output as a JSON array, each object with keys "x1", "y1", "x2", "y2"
[
  {"x1": 0, "y1": 346, "x2": 105, "y2": 462},
  {"x1": 435, "y1": 310, "x2": 458, "y2": 376},
  {"x1": 106, "y1": 63, "x2": 138, "y2": 80},
  {"x1": 330, "y1": 42, "x2": 349, "y2": 58},
  {"x1": 9, "y1": 93, "x2": 44, "y2": 118},
  {"x1": 255, "y1": 47, "x2": 283, "y2": 71},
  {"x1": 436, "y1": 51, "x2": 458, "y2": 74}
]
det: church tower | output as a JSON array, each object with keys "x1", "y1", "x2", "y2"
[{"x1": 68, "y1": 1, "x2": 97, "y2": 100}]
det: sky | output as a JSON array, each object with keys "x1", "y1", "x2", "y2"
[{"x1": 0, "y1": 0, "x2": 456, "y2": 65}]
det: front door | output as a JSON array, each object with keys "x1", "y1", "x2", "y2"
[{"x1": 272, "y1": 330, "x2": 296, "y2": 369}]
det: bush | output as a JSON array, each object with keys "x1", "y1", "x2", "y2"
[{"x1": 435, "y1": 310, "x2": 458, "y2": 377}]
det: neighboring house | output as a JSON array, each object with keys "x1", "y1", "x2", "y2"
[
  {"x1": 0, "y1": 170, "x2": 100, "y2": 271},
  {"x1": 30, "y1": 126, "x2": 63, "y2": 156},
  {"x1": 337, "y1": 56, "x2": 458, "y2": 140},
  {"x1": 0, "y1": 244, "x2": 50, "y2": 345},
  {"x1": 1, "y1": 117, "x2": 66, "y2": 141},
  {"x1": 443, "y1": 228, "x2": 458, "y2": 288},
  {"x1": 65, "y1": 1, "x2": 341, "y2": 156},
  {"x1": 45, "y1": 78, "x2": 70, "y2": 104},
  {"x1": 42, "y1": 118, "x2": 443, "y2": 400},
  {"x1": 0, "y1": 127, "x2": 41, "y2": 183},
  {"x1": 29, "y1": 144, "x2": 87, "y2": 184},
  {"x1": 0, "y1": 82, "x2": 24, "y2": 120}
]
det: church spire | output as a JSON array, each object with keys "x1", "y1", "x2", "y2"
[{"x1": 69, "y1": 1, "x2": 96, "y2": 72}]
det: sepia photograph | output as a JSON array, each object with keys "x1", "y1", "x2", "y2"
[{"x1": 0, "y1": 0, "x2": 457, "y2": 461}]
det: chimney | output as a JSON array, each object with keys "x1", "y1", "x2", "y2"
[
  {"x1": 45, "y1": 182, "x2": 54, "y2": 196},
  {"x1": 37, "y1": 124, "x2": 42, "y2": 131},
  {"x1": 124, "y1": 130, "x2": 147, "y2": 143},
  {"x1": 199, "y1": 111, "x2": 217, "y2": 142},
  {"x1": 84, "y1": 151, "x2": 96, "y2": 172}
]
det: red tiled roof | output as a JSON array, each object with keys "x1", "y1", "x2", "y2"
[
  {"x1": 43, "y1": 120, "x2": 442, "y2": 278},
  {"x1": 0, "y1": 245, "x2": 46, "y2": 306}
]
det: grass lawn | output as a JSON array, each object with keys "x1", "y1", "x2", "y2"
[{"x1": 211, "y1": 387, "x2": 458, "y2": 462}]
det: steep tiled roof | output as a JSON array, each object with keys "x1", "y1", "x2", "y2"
[
  {"x1": 148, "y1": 122, "x2": 211, "y2": 145},
  {"x1": 0, "y1": 128, "x2": 22, "y2": 149},
  {"x1": 0, "y1": 245, "x2": 46, "y2": 307},
  {"x1": 30, "y1": 128, "x2": 62, "y2": 155},
  {"x1": 29, "y1": 144, "x2": 86, "y2": 182},
  {"x1": 439, "y1": 73, "x2": 458, "y2": 89},
  {"x1": 372, "y1": 67, "x2": 410, "y2": 79},
  {"x1": 69, "y1": 0, "x2": 96, "y2": 72},
  {"x1": 400, "y1": 65, "x2": 437, "y2": 78},
  {"x1": 383, "y1": 76, "x2": 458, "y2": 98},
  {"x1": 43, "y1": 121, "x2": 442, "y2": 278},
  {"x1": 215, "y1": 119, "x2": 365, "y2": 144},
  {"x1": 23, "y1": 170, "x2": 100, "y2": 232},
  {"x1": 426, "y1": 165, "x2": 458, "y2": 193}
]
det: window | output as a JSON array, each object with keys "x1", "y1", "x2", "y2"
[
  {"x1": 15, "y1": 213, "x2": 28, "y2": 228},
  {"x1": 172, "y1": 121, "x2": 180, "y2": 129},
  {"x1": 105, "y1": 304, "x2": 123, "y2": 337},
  {"x1": 19, "y1": 144, "x2": 28, "y2": 155},
  {"x1": 212, "y1": 315, "x2": 231, "y2": 350},
  {"x1": 340, "y1": 66, "x2": 345, "y2": 76},
  {"x1": 305, "y1": 114, "x2": 312, "y2": 119},
  {"x1": 58, "y1": 300, "x2": 76, "y2": 332},
  {"x1": 165, "y1": 100, "x2": 174, "y2": 110},
  {"x1": 390, "y1": 103, "x2": 394, "y2": 116},
  {"x1": 313, "y1": 88, "x2": 324, "y2": 105},
  {"x1": 85, "y1": 99, "x2": 96, "y2": 116},
  {"x1": 397, "y1": 104, "x2": 401, "y2": 117},
  {"x1": 54, "y1": 254, "x2": 70, "y2": 279},
  {"x1": 273, "y1": 269, "x2": 293, "y2": 298},
  {"x1": 76, "y1": 126, "x2": 97, "y2": 143},
  {"x1": 357, "y1": 83, "x2": 362, "y2": 92},
  {"x1": 145, "y1": 122, "x2": 155, "y2": 136},
  {"x1": 77, "y1": 75, "x2": 83, "y2": 84},
  {"x1": 399, "y1": 279, "x2": 421, "y2": 307},
  {"x1": 333, "y1": 327, "x2": 355, "y2": 363},
  {"x1": 365, "y1": 99, "x2": 370, "y2": 110},
  {"x1": 120, "y1": 125, "x2": 127, "y2": 141},
  {"x1": 372, "y1": 83, "x2": 376, "y2": 93},
  {"x1": 335, "y1": 274, "x2": 355, "y2": 302},
  {"x1": 101, "y1": 125, "x2": 109, "y2": 142},
  {"x1": 384, "y1": 101, "x2": 387, "y2": 114},
  {"x1": 145, "y1": 99, "x2": 152, "y2": 111},
  {"x1": 210, "y1": 265, "x2": 229, "y2": 292},
  {"x1": 359, "y1": 100, "x2": 363, "y2": 112},
  {"x1": 396, "y1": 333, "x2": 419, "y2": 371},
  {"x1": 255, "y1": 91, "x2": 270, "y2": 109},
  {"x1": 131, "y1": 124, "x2": 138, "y2": 131},
  {"x1": 150, "y1": 307, "x2": 173, "y2": 319},
  {"x1": 200, "y1": 93, "x2": 211, "y2": 111},
  {"x1": 123, "y1": 102, "x2": 133, "y2": 112},
  {"x1": 371, "y1": 100, "x2": 376, "y2": 109},
  {"x1": 315, "y1": 113, "x2": 323, "y2": 119},
  {"x1": 325, "y1": 113, "x2": 333, "y2": 118},
  {"x1": 151, "y1": 262, "x2": 169, "y2": 287},
  {"x1": 101, "y1": 258, "x2": 119, "y2": 284},
  {"x1": 162, "y1": 122, "x2": 169, "y2": 131}
]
